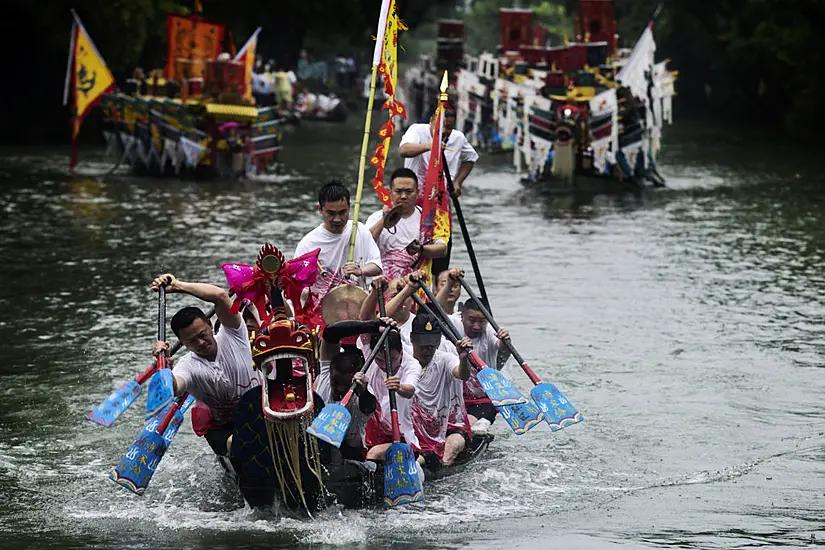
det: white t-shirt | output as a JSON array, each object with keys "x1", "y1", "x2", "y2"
[
  {"x1": 315, "y1": 359, "x2": 373, "y2": 449},
  {"x1": 449, "y1": 311, "x2": 500, "y2": 368},
  {"x1": 361, "y1": 342, "x2": 422, "y2": 447},
  {"x1": 174, "y1": 321, "x2": 259, "y2": 425},
  {"x1": 365, "y1": 207, "x2": 421, "y2": 255},
  {"x1": 293, "y1": 222, "x2": 382, "y2": 297},
  {"x1": 400, "y1": 123, "x2": 479, "y2": 194},
  {"x1": 411, "y1": 349, "x2": 469, "y2": 456},
  {"x1": 449, "y1": 311, "x2": 503, "y2": 401}
]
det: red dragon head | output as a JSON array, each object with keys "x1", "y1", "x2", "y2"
[{"x1": 244, "y1": 243, "x2": 319, "y2": 421}]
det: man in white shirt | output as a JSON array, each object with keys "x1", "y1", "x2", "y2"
[
  {"x1": 408, "y1": 312, "x2": 473, "y2": 467},
  {"x1": 294, "y1": 179, "x2": 383, "y2": 302},
  {"x1": 365, "y1": 167, "x2": 447, "y2": 281},
  {"x1": 399, "y1": 104, "x2": 479, "y2": 277},
  {"x1": 150, "y1": 273, "x2": 258, "y2": 457},
  {"x1": 441, "y1": 288, "x2": 511, "y2": 435},
  {"x1": 399, "y1": 104, "x2": 479, "y2": 199}
]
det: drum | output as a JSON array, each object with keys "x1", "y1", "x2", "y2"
[{"x1": 320, "y1": 285, "x2": 368, "y2": 326}]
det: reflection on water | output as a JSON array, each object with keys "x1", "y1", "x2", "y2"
[{"x1": 1, "y1": 119, "x2": 825, "y2": 549}]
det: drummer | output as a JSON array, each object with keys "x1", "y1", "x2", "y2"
[
  {"x1": 294, "y1": 179, "x2": 383, "y2": 304},
  {"x1": 365, "y1": 167, "x2": 447, "y2": 281}
]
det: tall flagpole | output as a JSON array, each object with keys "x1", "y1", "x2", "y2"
[{"x1": 348, "y1": 0, "x2": 392, "y2": 263}]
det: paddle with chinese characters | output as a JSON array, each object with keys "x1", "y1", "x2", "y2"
[
  {"x1": 85, "y1": 302, "x2": 215, "y2": 427},
  {"x1": 306, "y1": 327, "x2": 392, "y2": 447},
  {"x1": 378, "y1": 290, "x2": 423, "y2": 508},
  {"x1": 410, "y1": 293, "x2": 543, "y2": 436},
  {"x1": 457, "y1": 276, "x2": 583, "y2": 431},
  {"x1": 109, "y1": 391, "x2": 196, "y2": 495}
]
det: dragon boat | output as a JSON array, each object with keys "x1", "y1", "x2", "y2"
[
  {"x1": 402, "y1": 0, "x2": 677, "y2": 194},
  {"x1": 218, "y1": 244, "x2": 494, "y2": 513},
  {"x1": 95, "y1": 6, "x2": 282, "y2": 179}
]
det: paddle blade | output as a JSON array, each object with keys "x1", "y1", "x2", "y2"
[
  {"x1": 110, "y1": 395, "x2": 195, "y2": 495},
  {"x1": 306, "y1": 403, "x2": 352, "y2": 448},
  {"x1": 531, "y1": 383, "x2": 583, "y2": 431},
  {"x1": 476, "y1": 367, "x2": 528, "y2": 407},
  {"x1": 383, "y1": 442, "x2": 423, "y2": 508},
  {"x1": 497, "y1": 400, "x2": 544, "y2": 435},
  {"x1": 86, "y1": 381, "x2": 142, "y2": 427},
  {"x1": 145, "y1": 369, "x2": 175, "y2": 419},
  {"x1": 109, "y1": 428, "x2": 169, "y2": 495}
]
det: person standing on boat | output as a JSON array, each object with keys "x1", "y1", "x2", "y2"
[
  {"x1": 399, "y1": 104, "x2": 478, "y2": 200},
  {"x1": 435, "y1": 268, "x2": 511, "y2": 436},
  {"x1": 365, "y1": 167, "x2": 447, "y2": 282},
  {"x1": 399, "y1": 104, "x2": 478, "y2": 276},
  {"x1": 293, "y1": 179, "x2": 383, "y2": 304},
  {"x1": 408, "y1": 312, "x2": 473, "y2": 468},
  {"x1": 149, "y1": 274, "x2": 259, "y2": 458}
]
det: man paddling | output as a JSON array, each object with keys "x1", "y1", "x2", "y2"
[
  {"x1": 399, "y1": 103, "x2": 478, "y2": 277},
  {"x1": 361, "y1": 273, "x2": 455, "y2": 353},
  {"x1": 315, "y1": 317, "x2": 397, "y2": 460},
  {"x1": 409, "y1": 312, "x2": 473, "y2": 468},
  {"x1": 360, "y1": 329, "x2": 422, "y2": 461},
  {"x1": 150, "y1": 273, "x2": 259, "y2": 457},
  {"x1": 294, "y1": 179, "x2": 383, "y2": 303},
  {"x1": 365, "y1": 167, "x2": 447, "y2": 281},
  {"x1": 436, "y1": 268, "x2": 512, "y2": 435}
]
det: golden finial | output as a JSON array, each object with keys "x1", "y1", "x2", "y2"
[{"x1": 438, "y1": 71, "x2": 449, "y2": 101}]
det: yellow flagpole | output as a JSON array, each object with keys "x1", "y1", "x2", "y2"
[{"x1": 349, "y1": 0, "x2": 392, "y2": 263}]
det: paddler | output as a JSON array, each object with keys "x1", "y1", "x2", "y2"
[
  {"x1": 408, "y1": 312, "x2": 473, "y2": 468},
  {"x1": 363, "y1": 272, "x2": 458, "y2": 353},
  {"x1": 293, "y1": 179, "x2": 383, "y2": 304},
  {"x1": 365, "y1": 167, "x2": 447, "y2": 281},
  {"x1": 149, "y1": 273, "x2": 259, "y2": 457},
  {"x1": 398, "y1": 103, "x2": 479, "y2": 276},
  {"x1": 359, "y1": 328, "x2": 422, "y2": 461},
  {"x1": 315, "y1": 318, "x2": 397, "y2": 461},
  {"x1": 435, "y1": 268, "x2": 512, "y2": 436}
]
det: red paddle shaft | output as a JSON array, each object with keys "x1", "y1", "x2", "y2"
[
  {"x1": 377, "y1": 292, "x2": 403, "y2": 443},
  {"x1": 456, "y1": 277, "x2": 542, "y2": 385},
  {"x1": 338, "y1": 326, "x2": 393, "y2": 407},
  {"x1": 156, "y1": 392, "x2": 189, "y2": 435}
]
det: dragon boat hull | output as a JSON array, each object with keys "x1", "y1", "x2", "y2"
[{"x1": 223, "y1": 386, "x2": 494, "y2": 511}]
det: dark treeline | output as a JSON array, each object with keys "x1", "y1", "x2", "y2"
[
  {"x1": 0, "y1": 0, "x2": 452, "y2": 146},
  {"x1": 2, "y1": 0, "x2": 823, "y2": 146},
  {"x1": 610, "y1": 0, "x2": 824, "y2": 134}
]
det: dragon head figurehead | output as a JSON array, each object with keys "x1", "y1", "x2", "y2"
[{"x1": 246, "y1": 243, "x2": 319, "y2": 422}]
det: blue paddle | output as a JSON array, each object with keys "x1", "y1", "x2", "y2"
[
  {"x1": 87, "y1": 285, "x2": 171, "y2": 427},
  {"x1": 416, "y1": 282, "x2": 527, "y2": 407},
  {"x1": 86, "y1": 302, "x2": 216, "y2": 426},
  {"x1": 410, "y1": 293, "x2": 543, "y2": 435},
  {"x1": 306, "y1": 327, "x2": 392, "y2": 447},
  {"x1": 378, "y1": 291, "x2": 423, "y2": 508},
  {"x1": 457, "y1": 277, "x2": 583, "y2": 431},
  {"x1": 145, "y1": 285, "x2": 174, "y2": 419},
  {"x1": 109, "y1": 392, "x2": 196, "y2": 495}
]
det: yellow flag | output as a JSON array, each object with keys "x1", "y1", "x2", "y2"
[
  {"x1": 70, "y1": 17, "x2": 115, "y2": 137},
  {"x1": 234, "y1": 27, "x2": 261, "y2": 104}
]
